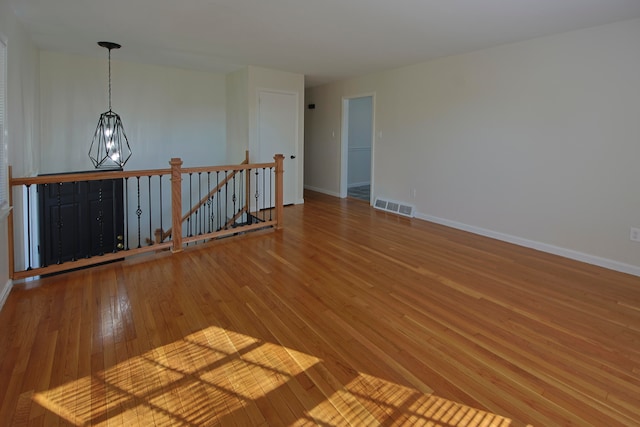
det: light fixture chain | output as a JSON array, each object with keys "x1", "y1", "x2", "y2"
[{"x1": 108, "y1": 48, "x2": 112, "y2": 111}]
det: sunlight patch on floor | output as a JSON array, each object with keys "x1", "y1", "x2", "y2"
[{"x1": 33, "y1": 325, "x2": 515, "y2": 426}]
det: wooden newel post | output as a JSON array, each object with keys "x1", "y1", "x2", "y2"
[
  {"x1": 170, "y1": 158, "x2": 183, "y2": 253},
  {"x1": 274, "y1": 154, "x2": 284, "y2": 230}
]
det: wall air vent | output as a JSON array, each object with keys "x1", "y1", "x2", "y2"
[{"x1": 373, "y1": 197, "x2": 414, "y2": 218}]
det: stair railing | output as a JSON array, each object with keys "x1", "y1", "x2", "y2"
[
  {"x1": 7, "y1": 153, "x2": 284, "y2": 280},
  {"x1": 153, "y1": 150, "x2": 250, "y2": 244}
]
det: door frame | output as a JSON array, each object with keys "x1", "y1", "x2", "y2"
[
  {"x1": 340, "y1": 93, "x2": 376, "y2": 203},
  {"x1": 254, "y1": 88, "x2": 300, "y2": 205}
]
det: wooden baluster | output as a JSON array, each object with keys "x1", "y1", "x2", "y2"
[
  {"x1": 154, "y1": 228, "x2": 163, "y2": 245},
  {"x1": 170, "y1": 158, "x2": 183, "y2": 253}
]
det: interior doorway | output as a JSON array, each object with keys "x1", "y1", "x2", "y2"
[{"x1": 341, "y1": 95, "x2": 374, "y2": 202}]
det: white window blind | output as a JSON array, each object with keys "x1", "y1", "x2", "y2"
[{"x1": 0, "y1": 37, "x2": 7, "y2": 211}]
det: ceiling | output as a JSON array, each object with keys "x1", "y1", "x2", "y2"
[{"x1": 9, "y1": 0, "x2": 640, "y2": 87}]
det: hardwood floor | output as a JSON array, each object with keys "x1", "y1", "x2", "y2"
[{"x1": 1, "y1": 190, "x2": 639, "y2": 426}]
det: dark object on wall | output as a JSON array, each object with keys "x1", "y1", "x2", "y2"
[
  {"x1": 38, "y1": 171, "x2": 124, "y2": 267},
  {"x1": 308, "y1": 104, "x2": 315, "y2": 109},
  {"x1": 89, "y1": 41, "x2": 132, "y2": 168}
]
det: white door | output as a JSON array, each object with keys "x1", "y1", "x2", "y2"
[{"x1": 258, "y1": 90, "x2": 298, "y2": 206}]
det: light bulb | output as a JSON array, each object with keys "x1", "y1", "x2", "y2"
[{"x1": 110, "y1": 152, "x2": 120, "y2": 161}]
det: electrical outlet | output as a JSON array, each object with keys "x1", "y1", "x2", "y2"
[
  {"x1": 630, "y1": 227, "x2": 640, "y2": 242},
  {"x1": 410, "y1": 188, "x2": 416, "y2": 199}
]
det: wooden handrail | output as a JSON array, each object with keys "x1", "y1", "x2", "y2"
[{"x1": 10, "y1": 168, "x2": 171, "y2": 186}]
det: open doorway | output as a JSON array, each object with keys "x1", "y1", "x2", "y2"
[{"x1": 341, "y1": 95, "x2": 374, "y2": 203}]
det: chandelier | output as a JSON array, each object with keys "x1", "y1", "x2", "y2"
[{"x1": 88, "y1": 41, "x2": 132, "y2": 168}]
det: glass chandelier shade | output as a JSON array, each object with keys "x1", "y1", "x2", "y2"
[
  {"x1": 89, "y1": 110, "x2": 131, "y2": 168},
  {"x1": 89, "y1": 41, "x2": 132, "y2": 168}
]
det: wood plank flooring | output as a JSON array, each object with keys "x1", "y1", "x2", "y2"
[{"x1": 1, "y1": 190, "x2": 639, "y2": 426}]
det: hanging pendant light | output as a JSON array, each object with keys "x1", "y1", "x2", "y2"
[{"x1": 89, "y1": 41, "x2": 132, "y2": 168}]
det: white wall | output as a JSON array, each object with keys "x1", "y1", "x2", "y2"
[
  {"x1": 304, "y1": 85, "x2": 343, "y2": 195},
  {"x1": 40, "y1": 51, "x2": 226, "y2": 173},
  {"x1": 305, "y1": 18, "x2": 640, "y2": 274},
  {"x1": 226, "y1": 67, "x2": 249, "y2": 163},
  {"x1": 0, "y1": 0, "x2": 40, "y2": 307}
]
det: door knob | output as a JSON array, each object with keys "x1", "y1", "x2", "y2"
[{"x1": 290, "y1": 155, "x2": 296, "y2": 159}]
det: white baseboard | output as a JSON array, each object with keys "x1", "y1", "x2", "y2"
[
  {"x1": 0, "y1": 279, "x2": 12, "y2": 312},
  {"x1": 415, "y1": 212, "x2": 640, "y2": 277},
  {"x1": 304, "y1": 185, "x2": 341, "y2": 198}
]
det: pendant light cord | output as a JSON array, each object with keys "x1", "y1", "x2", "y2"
[{"x1": 108, "y1": 48, "x2": 112, "y2": 111}]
